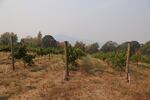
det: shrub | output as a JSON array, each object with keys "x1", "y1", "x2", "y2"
[
  {"x1": 14, "y1": 46, "x2": 35, "y2": 66},
  {"x1": 93, "y1": 51, "x2": 126, "y2": 71},
  {"x1": 68, "y1": 47, "x2": 86, "y2": 66},
  {"x1": 111, "y1": 52, "x2": 126, "y2": 71}
]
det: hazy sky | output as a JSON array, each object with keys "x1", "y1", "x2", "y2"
[{"x1": 0, "y1": 0, "x2": 150, "y2": 43}]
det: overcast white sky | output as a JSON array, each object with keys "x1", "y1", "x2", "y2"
[{"x1": 0, "y1": 0, "x2": 150, "y2": 43}]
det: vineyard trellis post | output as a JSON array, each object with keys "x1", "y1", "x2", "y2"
[
  {"x1": 64, "y1": 41, "x2": 69, "y2": 80},
  {"x1": 10, "y1": 33, "x2": 15, "y2": 71},
  {"x1": 126, "y1": 42, "x2": 131, "y2": 83},
  {"x1": 49, "y1": 53, "x2": 51, "y2": 61}
]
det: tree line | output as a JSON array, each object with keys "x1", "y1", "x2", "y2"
[
  {"x1": 0, "y1": 32, "x2": 150, "y2": 67},
  {"x1": 0, "y1": 32, "x2": 150, "y2": 55},
  {"x1": 0, "y1": 32, "x2": 99, "y2": 54}
]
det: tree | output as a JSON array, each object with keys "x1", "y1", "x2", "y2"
[
  {"x1": 37, "y1": 31, "x2": 42, "y2": 47},
  {"x1": 74, "y1": 41, "x2": 86, "y2": 51},
  {"x1": 38, "y1": 31, "x2": 42, "y2": 40},
  {"x1": 42, "y1": 35, "x2": 57, "y2": 48},
  {"x1": 0, "y1": 32, "x2": 18, "y2": 45},
  {"x1": 20, "y1": 35, "x2": 40, "y2": 48},
  {"x1": 140, "y1": 41, "x2": 150, "y2": 56},
  {"x1": 20, "y1": 36, "x2": 32, "y2": 46},
  {"x1": 101, "y1": 41, "x2": 118, "y2": 52},
  {"x1": 86, "y1": 43, "x2": 99, "y2": 54},
  {"x1": 117, "y1": 41, "x2": 140, "y2": 55}
]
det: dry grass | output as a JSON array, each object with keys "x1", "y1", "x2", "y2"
[{"x1": 0, "y1": 52, "x2": 150, "y2": 100}]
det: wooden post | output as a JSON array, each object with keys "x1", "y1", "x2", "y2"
[
  {"x1": 38, "y1": 56, "x2": 40, "y2": 64},
  {"x1": 10, "y1": 33, "x2": 15, "y2": 71},
  {"x1": 64, "y1": 41, "x2": 69, "y2": 80},
  {"x1": 126, "y1": 42, "x2": 131, "y2": 83},
  {"x1": 48, "y1": 50, "x2": 51, "y2": 61}
]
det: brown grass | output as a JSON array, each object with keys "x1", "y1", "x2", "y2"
[{"x1": 0, "y1": 52, "x2": 150, "y2": 100}]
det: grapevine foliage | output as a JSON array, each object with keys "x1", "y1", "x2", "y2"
[
  {"x1": 131, "y1": 51, "x2": 141, "y2": 66},
  {"x1": 36, "y1": 47, "x2": 64, "y2": 56},
  {"x1": 141, "y1": 56, "x2": 150, "y2": 64},
  {"x1": 14, "y1": 46, "x2": 35, "y2": 66},
  {"x1": 0, "y1": 45, "x2": 19, "y2": 52},
  {"x1": 68, "y1": 46, "x2": 86, "y2": 66},
  {"x1": 0, "y1": 45, "x2": 10, "y2": 52},
  {"x1": 111, "y1": 52, "x2": 126, "y2": 71},
  {"x1": 93, "y1": 51, "x2": 126, "y2": 71}
]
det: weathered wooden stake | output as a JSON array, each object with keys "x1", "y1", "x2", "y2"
[
  {"x1": 64, "y1": 41, "x2": 69, "y2": 80},
  {"x1": 126, "y1": 42, "x2": 131, "y2": 83},
  {"x1": 10, "y1": 33, "x2": 15, "y2": 71},
  {"x1": 49, "y1": 53, "x2": 51, "y2": 61}
]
